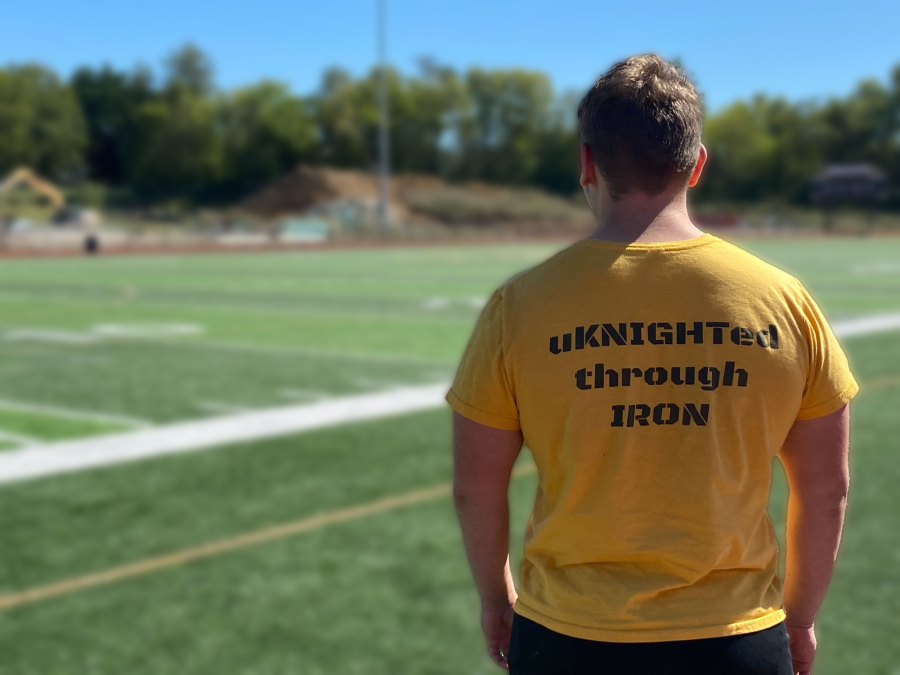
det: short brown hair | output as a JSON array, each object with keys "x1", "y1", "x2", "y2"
[{"x1": 577, "y1": 55, "x2": 702, "y2": 199}]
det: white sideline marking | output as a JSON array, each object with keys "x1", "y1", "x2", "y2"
[
  {"x1": 832, "y1": 312, "x2": 900, "y2": 338},
  {"x1": 0, "y1": 399, "x2": 151, "y2": 429},
  {"x1": 3, "y1": 324, "x2": 203, "y2": 345},
  {"x1": 0, "y1": 383, "x2": 450, "y2": 485},
  {"x1": 4, "y1": 329, "x2": 98, "y2": 345},
  {"x1": 92, "y1": 323, "x2": 204, "y2": 338},
  {"x1": 850, "y1": 262, "x2": 900, "y2": 274},
  {"x1": 422, "y1": 296, "x2": 486, "y2": 311},
  {"x1": 423, "y1": 297, "x2": 450, "y2": 310},
  {"x1": 165, "y1": 338, "x2": 456, "y2": 367}
]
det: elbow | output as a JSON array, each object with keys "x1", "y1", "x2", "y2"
[
  {"x1": 817, "y1": 485, "x2": 848, "y2": 518},
  {"x1": 831, "y1": 479, "x2": 850, "y2": 513},
  {"x1": 838, "y1": 476, "x2": 850, "y2": 500},
  {"x1": 828, "y1": 475, "x2": 851, "y2": 504},
  {"x1": 792, "y1": 467, "x2": 850, "y2": 503},
  {"x1": 798, "y1": 480, "x2": 849, "y2": 515},
  {"x1": 452, "y1": 483, "x2": 471, "y2": 511},
  {"x1": 452, "y1": 481, "x2": 503, "y2": 513}
]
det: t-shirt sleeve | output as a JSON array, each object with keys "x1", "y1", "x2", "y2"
[
  {"x1": 445, "y1": 289, "x2": 520, "y2": 430},
  {"x1": 796, "y1": 286, "x2": 859, "y2": 420}
]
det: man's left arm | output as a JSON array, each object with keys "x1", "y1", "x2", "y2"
[{"x1": 452, "y1": 412, "x2": 524, "y2": 670}]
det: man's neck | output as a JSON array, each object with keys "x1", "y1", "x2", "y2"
[{"x1": 590, "y1": 190, "x2": 704, "y2": 243}]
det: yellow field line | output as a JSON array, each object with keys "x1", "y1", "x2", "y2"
[
  {"x1": 0, "y1": 464, "x2": 537, "y2": 613},
  {"x1": 1, "y1": 372, "x2": 896, "y2": 615}
]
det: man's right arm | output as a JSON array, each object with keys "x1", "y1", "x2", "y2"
[{"x1": 778, "y1": 403, "x2": 851, "y2": 675}]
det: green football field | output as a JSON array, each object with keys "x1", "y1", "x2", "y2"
[{"x1": 0, "y1": 238, "x2": 897, "y2": 674}]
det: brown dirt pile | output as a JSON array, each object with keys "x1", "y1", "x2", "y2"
[
  {"x1": 241, "y1": 165, "x2": 592, "y2": 231},
  {"x1": 242, "y1": 165, "x2": 428, "y2": 220}
]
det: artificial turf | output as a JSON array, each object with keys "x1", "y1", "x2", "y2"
[{"x1": 0, "y1": 238, "x2": 897, "y2": 674}]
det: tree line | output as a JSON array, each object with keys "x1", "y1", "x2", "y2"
[{"x1": 0, "y1": 45, "x2": 898, "y2": 208}]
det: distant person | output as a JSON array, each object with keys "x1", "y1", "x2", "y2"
[
  {"x1": 449, "y1": 55, "x2": 855, "y2": 675},
  {"x1": 84, "y1": 233, "x2": 100, "y2": 255}
]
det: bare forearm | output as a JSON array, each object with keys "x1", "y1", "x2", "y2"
[
  {"x1": 454, "y1": 494, "x2": 516, "y2": 608},
  {"x1": 782, "y1": 491, "x2": 847, "y2": 626}
]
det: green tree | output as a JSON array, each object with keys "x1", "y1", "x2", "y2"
[
  {"x1": 118, "y1": 46, "x2": 222, "y2": 201},
  {"x1": 28, "y1": 43, "x2": 897, "y2": 210},
  {"x1": 388, "y1": 60, "x2": 467, "y2": 175},
  {"x1": 696, "y1": 98, "x2": 782, "y2": 203},
  {"x1": 313, "y1": 67, "x2": 372, "y2": 168},
  {"x1": 0, "y1": 65, "x2": 86, "y2": 179},
  {"x1": 218, "y1": 81, "x2": 318, "y2": 196},
  {"x1": 165, "y1": 44, "x2": 215, "y2": 97},
  {"x1": 312, "y1": 63, "x2": 463, "y2": 175},
  {"x1": 886, "y1": 66, "x2": 900, "y2": 204},
  {"x1": 71, "y1": 65, "x2": 155, "y2": 184},
  {"x1": 126, "y1": 91, "x2": 222, "y2": 201},
  {"x1": 532, "y1": 91, "x2": 580, "y2": 195},
  {"x1": 456, "y1": 68, "x2": 556, "y2": 185}
]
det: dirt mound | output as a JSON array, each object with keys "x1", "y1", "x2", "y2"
[
  {"x1": 241, "y1": 164, "x2": 592, "y2": 230},
  {"x1": 391, "y1": 174, "x2": 448, "y2": 193},
  {"x1": 242, "y1": 165, "x2": 419, "y2": 219}
]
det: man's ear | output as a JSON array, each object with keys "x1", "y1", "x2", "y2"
[
  {"x1": 688, "y1": 144, "x2": 707, "y2": 188},
  {"x1": 580, "y1": 143, "x2": 597, "y2": 187}
]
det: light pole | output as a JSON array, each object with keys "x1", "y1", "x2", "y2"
[{"x1": 377, "y1": 0, "x2": 390, "y2": 233}]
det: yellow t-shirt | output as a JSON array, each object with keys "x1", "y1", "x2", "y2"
[{"x1": 446, "y1": 234, "x2": 858, "y2": 643}]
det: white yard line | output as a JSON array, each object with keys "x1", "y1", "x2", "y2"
[
  {"x1": 159, "y1": 338, "x2": 457, "y2": 367},
  {"x1": 3, "y1": 324, "x2": 204, "y2": 345},
  {"x1": 832, "y1": 312, "x2": 900, "y2": 338},
  {"x1": 0, "y1": 383, "x2": 450, "y2": 486},
  {"x1": 850, "y1": 262, "x2": 900, "y2": 274},
  {"x1": 3, "y1": 329, "x2": 100, "y2": 345},
  {"x1": 0, "y1": 399, "x2": 151, "y2": 429}
]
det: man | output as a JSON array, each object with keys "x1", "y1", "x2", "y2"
[{"x1": 449, "y1": 55, "x2": 855, "y2": 675}]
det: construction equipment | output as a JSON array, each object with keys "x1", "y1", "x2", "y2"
[{"x1": 0, "y1": 168, "x2": 66, "y2": 211}]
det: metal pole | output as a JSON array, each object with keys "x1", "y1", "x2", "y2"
[{"x1": 377, "y1": 0, "x2": 390, "y2": 233}]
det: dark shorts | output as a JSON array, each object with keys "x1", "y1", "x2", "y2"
[{"x1": 507, "y1": 614, "x2": 793, "y2": 675}]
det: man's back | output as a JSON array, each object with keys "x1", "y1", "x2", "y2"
[
  {"x1": 450, "y1": 55, "x2": 853, "y2": 675},
  {"x1": 448, "y1": 233, "x2": 856, "y2": 641}
]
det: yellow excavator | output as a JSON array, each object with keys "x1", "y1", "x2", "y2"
[{"x1": 0, "y1": 167, "x2": 66, "y2": 212}]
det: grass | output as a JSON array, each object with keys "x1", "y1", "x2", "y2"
[
  {"x1": 0, "y1": 339, "x2": 447, "y2": 422},
  {"x1": 0, "y1": 408, "x2": 125, "y2": 443},
  {"x1": 0, "y1": 237, "x2": 896, "y2": 674}
]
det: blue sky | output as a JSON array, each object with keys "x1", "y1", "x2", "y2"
[{"x1": 3, "y1": 0, "x2": 897, "y2": 111}]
